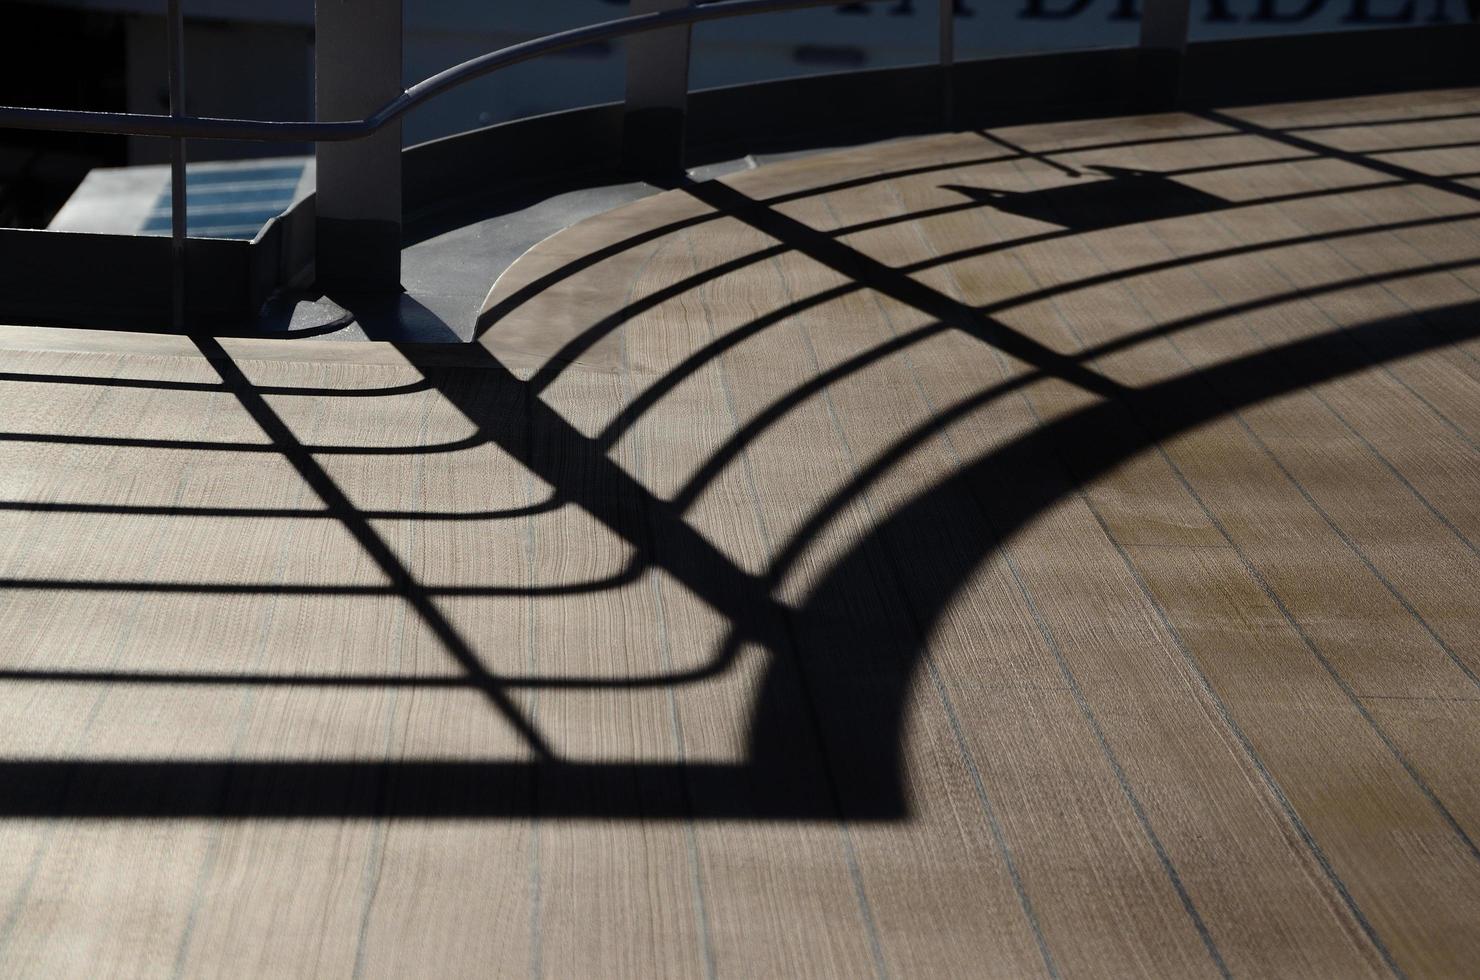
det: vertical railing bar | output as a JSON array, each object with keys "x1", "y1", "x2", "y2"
[
  {"x1": 314, "y1": 0, "x2": 403, "y2": 293},
  {"x1": 166, "y1": 0, "x2": 187, "y2": 330},
  {"x1": 938, "y1": 0, "x2": 954, "y2": 128},
  {"x1": 623, "y1": 0, "x2": 694, "y2": 177},
  {"x1": 1139, "y1": 0, "x2": 1190, "y2": 108}
]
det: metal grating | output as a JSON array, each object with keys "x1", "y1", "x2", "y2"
[{"x1": 139, "y1": 162, "x2": 305, "y2": 239}]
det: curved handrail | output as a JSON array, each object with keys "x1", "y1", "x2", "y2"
[{"x1": 0, "y1": 0, "x2": 896, "y2": 142}]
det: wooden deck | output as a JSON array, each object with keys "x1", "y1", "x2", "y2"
[{"x1": 3, "y1": 88, "x2": 1480, "y2": 976}]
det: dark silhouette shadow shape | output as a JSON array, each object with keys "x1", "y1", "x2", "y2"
[{"x1": 942, "y1": 166, "x2": 1232, "y2": 232}]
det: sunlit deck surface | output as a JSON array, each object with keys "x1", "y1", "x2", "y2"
[{"x1": 3, "y1": 88, "x2": 1480, "y2": 976}]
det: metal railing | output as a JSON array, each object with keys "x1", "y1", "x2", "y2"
[
  {"x1": 3, "y1": 0, "x2": 959, "y2": 142},
  {"x1": 0, "y1": 0, "x2": 1190, "y2": 327}
]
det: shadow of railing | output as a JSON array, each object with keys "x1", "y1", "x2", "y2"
[
  {"x1": 1, "y1": 298, "x2": 1477, "y2": 819},
  {"x1": 0, "y1": 106, "x2": 1478, "y2": 821}
]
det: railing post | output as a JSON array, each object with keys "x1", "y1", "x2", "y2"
[
  {"x1": 315, "y1": 0, "x2": 403, "y2": 293},
  {"x1": 624, "y1": 0, "x2": 694, "y2": 178},
  {"x1": 1138, "y1": 0, "x2": 1190, "y2": 109},
  {"x1": 166, "y1": 0, "x2": 187, "y2": 330},
  {"x1": 939, "y1": 0, "x2": 954, "y2": 128}
]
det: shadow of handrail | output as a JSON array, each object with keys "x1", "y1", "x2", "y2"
[
  {"x1": 4, "y1": 100, "x2": 1480, "y2": 823},
  {"x1": 7, "y1": 209, "x2": 1473, "y2": 467},
  {"x1": 1, "y1": 297, "x2": 1477, "y2": 818},
  {"x1": 509, "y1": 171, "x2": 1479, "y2": 411}
]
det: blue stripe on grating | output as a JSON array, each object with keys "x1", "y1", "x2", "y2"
[
  {"x1": 172, "y1": 165, "x2": 305, "y2": 187},
  {"x1": 180, "y1": 187, "x2": 298, "y2": 207},
  {"x1": 141, "y1": 206, "x2": 292, "y2": 235}
]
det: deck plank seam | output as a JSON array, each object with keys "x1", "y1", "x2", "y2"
[
  {"x1": 967, "y1": 143, "x2": 1403, "y2": 975},
  {"x1": 1058, "y1": 130, "x2": 1480, "y2": 863},
  {"x1": 858, "y1": 182, "x2": 1228, "y2": 978}
]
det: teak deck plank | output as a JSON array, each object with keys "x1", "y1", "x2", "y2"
[{"x1": 2, "y1": 89, "x2": 1480, "y2": 977}]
